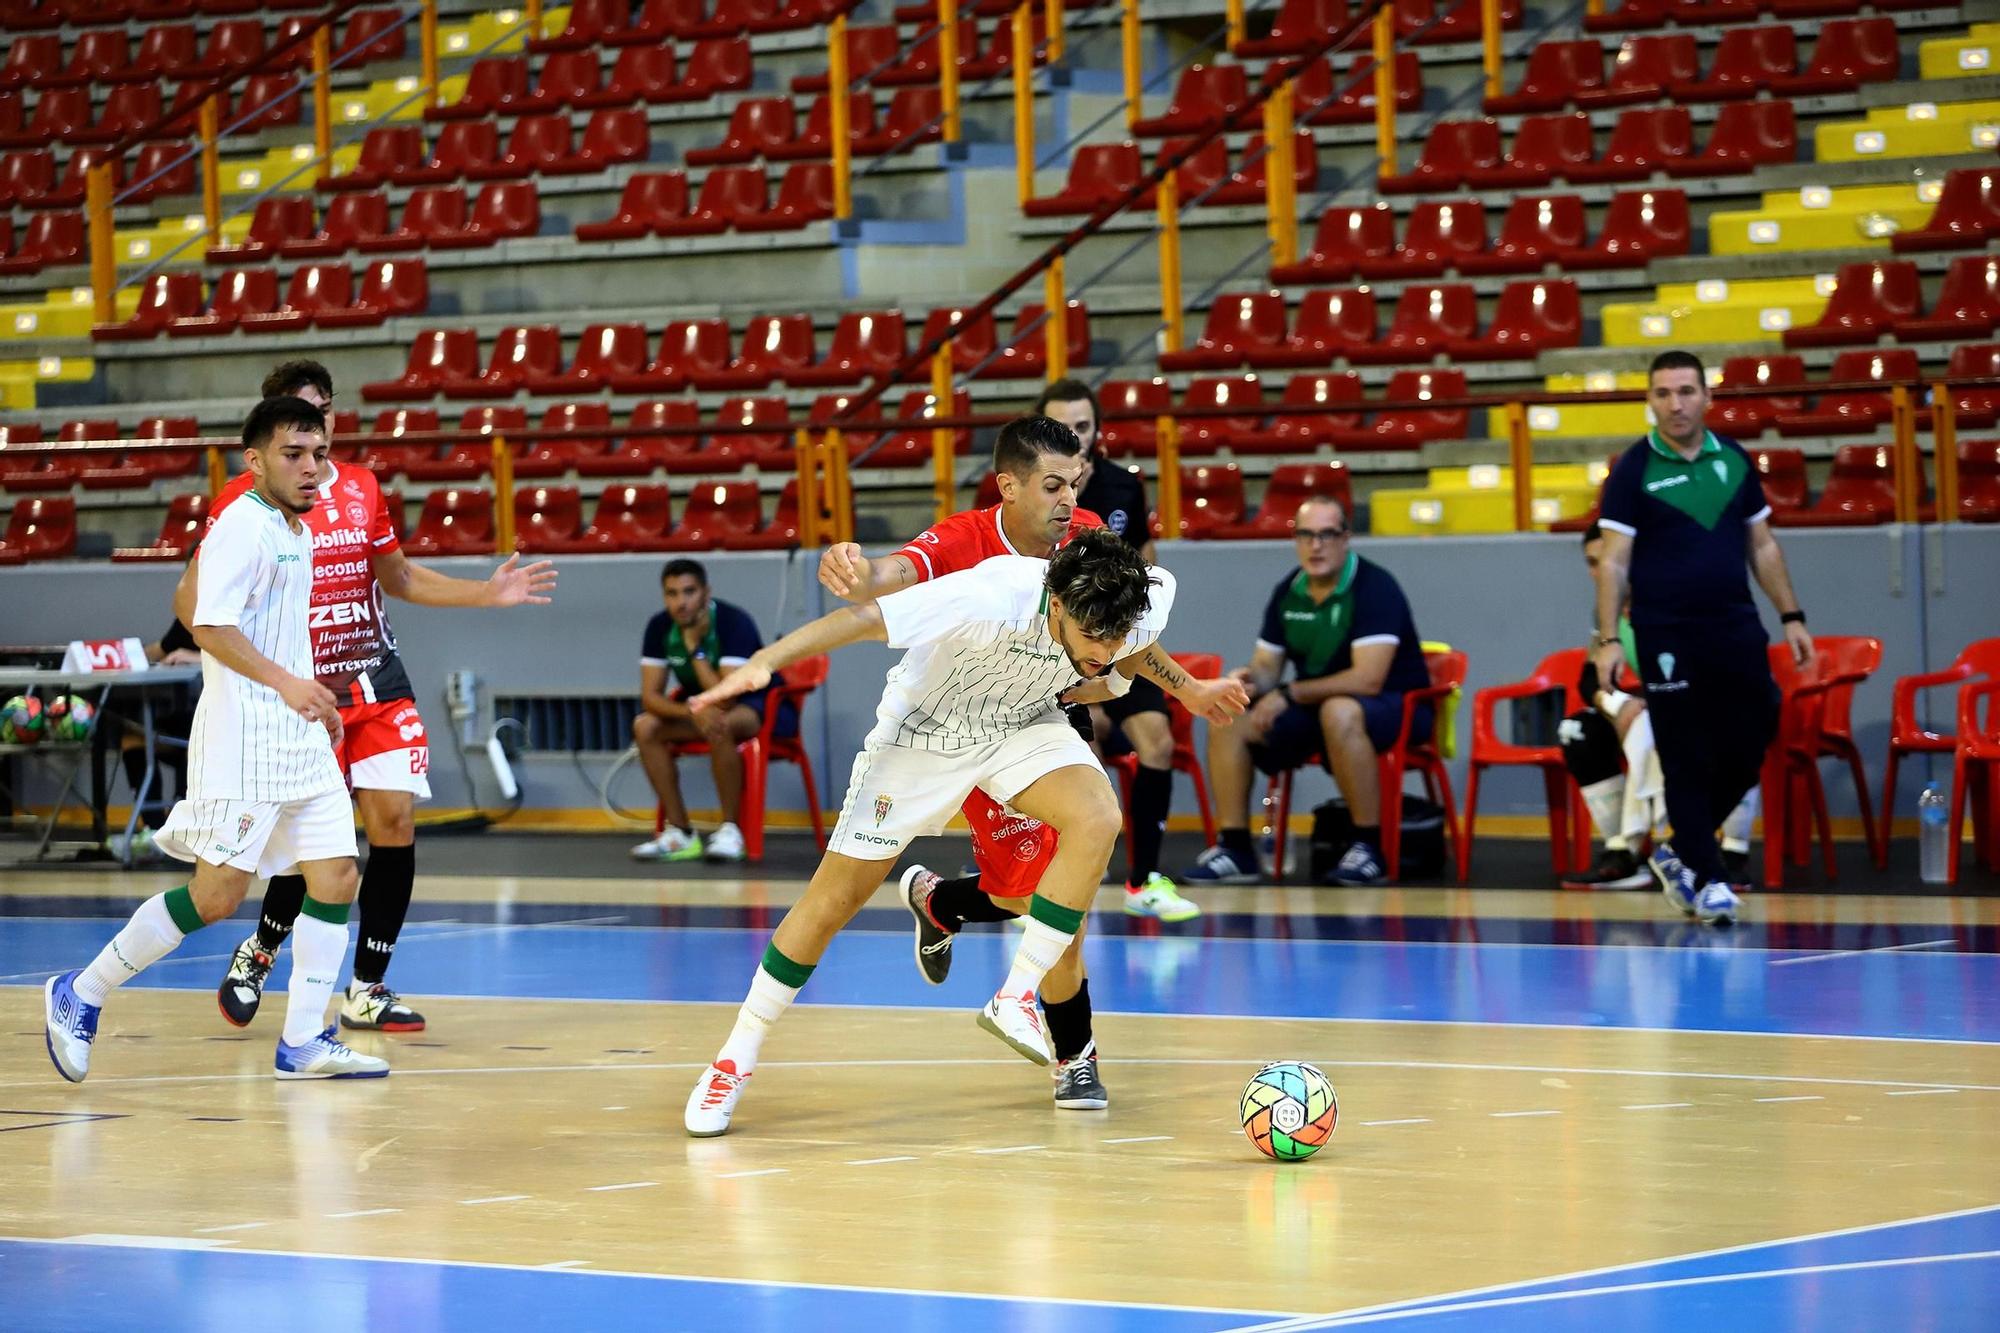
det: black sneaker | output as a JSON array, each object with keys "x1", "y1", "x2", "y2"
[
  {"x1": 1561, "y1": 847, "x2": 1652, "y2": 890},
  {"x1": 898, "y1": 863, "x2": 954, "y2": 986},
  {"x1": 1053, "y1": 1043, "x2": 1109, "y2": 1110},
  {"x1": 218, "y1": 936, "x2": 275, "y2": 1028},
  {"x1": 1331, "y1": 842, "x2": 1387, "y2": 887}
]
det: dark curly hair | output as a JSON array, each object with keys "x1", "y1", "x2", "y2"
[
  {"x1": 1045, "y1": 527, "x2": 1158, "y2": 643},
  {"x1": 261, "y1": 359, "x2": 333, "y2": 402}
]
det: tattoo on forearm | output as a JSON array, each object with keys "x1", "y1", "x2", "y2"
[{"x1": 1143, "y1": 645, "x2": 1189, "y2": 693}]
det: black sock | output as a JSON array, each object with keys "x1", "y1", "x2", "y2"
[
  {"x1": 926, "y1": 874, "x2": 1017, "y2": 932},
  {"x1": 1354, "y1": 824, "x2": 1382, "y2": 852},
  {"x1": 1221, "y1": 827, "x2": 1256, "y2": 862},
  {"x1": 257, "y1": 875, "x2": 307, "y2": 952},
  {"x1": 1127, "y1": 766, "x2": 1172, "y2": 888},
  {"x1": 1043, "y1": 980, "x2": 1093, "y2": 1064},
  {"x1": 352, "y1": 843, "x2": 416, "y2": 985}
]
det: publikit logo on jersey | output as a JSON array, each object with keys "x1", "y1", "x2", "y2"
[{"x1": 874, "y1": 794, "x2": 894, "y2": 826}]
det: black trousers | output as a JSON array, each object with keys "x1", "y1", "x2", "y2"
[{"x1": 1634, "y1": 622, "x2": 1779, "y2": 885}]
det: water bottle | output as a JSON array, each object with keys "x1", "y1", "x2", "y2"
[{"x1": 1918, "y1": 782, "x2": 1950, "y2": 885}]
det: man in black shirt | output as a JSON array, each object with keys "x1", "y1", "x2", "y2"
[
  {"x1": 1034, "y1": 378, "x2": 1200, "y2": 922},
  {"x1": 1595, "y1": 350, "x2": 1813, "y2": 925}
]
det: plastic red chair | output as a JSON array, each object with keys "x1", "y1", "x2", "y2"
[
  {"x1": 513, "y1": 485, "x2": 589, "y2": 551},
  {"x1": 1159, "y1": 292, "x2": 1289, "y2": 372},
  {"x1": 688, "y1": 97, "x2": 796, "y2": 165},
  {"x1": 577, "y1": 171, "x2": 690, "y2": 240},
  {"x1": 1380, "y1": 119, "x2": 1502, "y2": 194},
  {"x1": 1710, "y1": 355, "x2": 1808, "y2": 437},
  {"x1": 657, "y1": 654, "x2": 829, "y2": 861},
  {"x1": 93, "y1": 272, "x2": 203, "y2": 341},
  {"x1": 0, "y1": 150, "x2": 56, "y2": 211},
  {"x1": 404, "y1": 488, "x2": 495, "y2": 556},
  {"x1": 656, "y1": 165, "x2": 767, "y2": 235},
  {"x1": 112, "y1": 492, "x2": 211, "y2": 563},
  {"x1": 1459, "y1": 194, "x2": 1586, "y2": 275},
  {"x1": 1666, "y1": 100, "x2": 1796, "y2": 178},
  {"x1": 1745, "y1": 448, "x2": 1808, "y2": 515},
  {"x1": 242, "y1": 267, "x2": 348, "y2": 336},
  {"x1": 1460, "y1": 647, "x2": 1592, "y2": 881},
  {"x1": 1097, "y1": 378, "x2": 1173, "y2": 457},
  {"x1": 284, "y1": 191, "x2": 390, "y2": 256},
  {"x1": 0, "y1": 36, "x2": 63, "y2": 89},
  {"x1": 1298, "y1": 50, "x2": 1422, "y2": 126},
  {"x1": 1132, "y1": 63, "x2": 1254, "y2": 136},
  {"x1": 206, "y1": 195, "x2": 316, "y2": 262},
  {"x1": 855, "y1": 86, "x2": 944, "y2": 155},
  {"x1": 326, "y1": 125, "x2": 425, "y2": 189},
  {"x1": 1486, "y1": 39, "x2": 1606, "y2": 113},
  {"x1": 125, "y1": 142, "x2": 195, "y2": 205},
  {"x1": 1253, "y1": 290, "x2": 1377, "y2": 371},
  {"x1": 1932, "y1": 345, "x2": 2000, "y2": 433},
  {"x1": 1898, "y1": 256, "x2": 2000, "y2": 342},
  {"x1": 1025, "y1": 142, "x2": 1142, "y2": 217},
  {"x1": 721, "y1": 478, "x2": 806, "y2": 549},
  {"x1": 1205, "y1": 131, "x2": 1317, "y2": 207},
  {"x1": 985, "y1": 301, "x2": 1090, "y2": 379},
  {"x1": 4, "y1": 87, "x2": 90, "y2": 145},
  {"x1": 1347, "y1": 284, "x2": 1479, "y2": 365},
  {"x1": 402, "y1": 407, "x2": 525, "y2": 481},
  {"x1": 768, "y1": 92, "x2": 874, "y2": 160},
  {"x1": 127, "y1": 25, "x2": 199, "y2": 81},
  {"x1": 1215, "y1": 461, "x2": 1355, "y2": 538},
  {"x1": 1464, "y1": 113, "x2": 1593, "y2": 190},
  {"x1": 402, "y1": 122, "x2": 501, "y2": 183},
  {"x1": 317, "y1": 258, "x2": 427, "y2": 328},
  {"x1": 1105, "y1": 652, "x2": 1222, "y2": 879},
  {"x1": 166, "y1": 268, "x2": 278, "y2": 336},
  {"x1": 609, "y1": 320, "x2": 734, "y2": 393},
  {"x1": 575, "y1": 42, "x2": 681, "y2": 106},
  {"x1": 685, "y1": 0, "x2": 782, "y2": 39},
  {"x1": 657, "y1": 478, "x2": 765, "y2": 549},
  {"x1": 1784, "y1": 261, "x2": 1922, "y2": 349},
  {"x1": 467, "y1": 114, "x2": 578, "y2": 178},
  {"x1": 1454, "y1": 278, "x2": 1581, "y2": 360},
  {"x1": 1880, "y1": 638, "x2": 2000, "y2": 869},
  {"x1": 80, "y1": 84, "x2": 164, "y2": 142},
  {"x1": 579, "y1": 401, "x2": 706, "y2": 477},
  {"x1": 361, "y1": 328, "x2": 482, "y2": 401},
  {"x1": 531, "y1": 0, "x2": 629, "y2": 50},
  {"x1": 523, "y1": 50, "x2": 603, "y2": 109},
  {"x1": 736, "y1": 160, "x2": 836, "y2": 231},
  {"x1": 1760, "y1": 636, "x2": 1882, "y2": 886},
  {"x1": 1358, "y1": 199, "x2": 1491, "y2": 277},
  {"x1": 1775, "y1": 444, "x2": 1901, "y2": 527},
  {"x1": 360, "y1": 186, "x2": 469, "y2": 250},
  {"x1": 1946, "y1": 678, "x2": 2000, "y2": 883},
  {"x1": 792, "y1": 24, "x2": 897, "y2": 92},
  {"x1": 444, "y1": 326, "x2": 564, "y2": 399},
  {"x1": 1334, "y1": 368, "x2": 1469, "y2": 449},
  {"x1": 1266, "y1": 647, "x2": 1465, "y2": 883},
  {"x1": 1271, "y1": 204, "x2": 1396, "y2": 284},
  {"x1": 789, "y1": 309, "x2": 906, "y2": 386},
  {"x1": 1679, "y1": 25, "x2": 1797, "y2": 100},
  {"x1": 1177, "y1": 463, "x2": 1246, "y2": 538},
  {"x1": 1561, "y1": 187, "x2": 1689, "y2": 270},
  {"x1": 744, "y1": 0, "x2": 842, "y2": 34},
  {"x1": 861, "y1": 389, "x2": 970, "y2": 469},
  {"x1": 1178, "y1": 375, "x2": 1266, "y2": 455},
  {"x1": 1772, "y1": 349, "x2": 1918, "y2": 437},
  {"x1": 531, "y1": 323, "x2": 652, "y2": 394},
  {"x1": 427, "y1": 57, "x2": 530, "y2": 120},
  {"x1": 1780, "y1": 17, "x2": 1897, "y2": 95},
  {"x1": 608, "y1": 0, "x2": 705, "y2": 42},
  {"x1": 1230, "y1": 377, "x2": 1366, "y2": 454},
  {"x1": 666, "y1": 37, "x2": 752, "y2": 101},
  {"x1": 702, "y1": 396, "x2": 792, "y2": 471},
  {"x1": 566, "y1": 483, "x2": 674, "y2": 548},
  {"x1": 1577, "y1": 33, "x2": 1699, "y2": 107},
  {"x1": 429, "y1": 180, "x2": 541, "y2": 249},
  {"x1": 515, "y1": 402, "x2": 613, "y2": 477},
  {"x1": 1893, "y1": 168, "x2": 2000, "y2": 254},
  {"x1": 0, "y1": 496, "x2": 77, "y2": 561},
  {"x1": 916, "y1": 305, "x2": 1000, "y2": 376},
  {"x1": 690, "y1": 313, "x2": 815, "y2": 390},
  {"x1": 1568, "y1": 107, "x2": 1692, "y2": 183}
]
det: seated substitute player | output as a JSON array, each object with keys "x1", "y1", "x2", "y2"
[
  {"x1": 181, "y1": 361, "x2": 557, "y2": 1036},
  {"x1": 816, "y1": 417, "x2": 1241, "y2": 1110},
  {"x1": 1560, "y1": 522, "x2": 1758, "y2": 889},
  {"x1": 684, "y1": 530, "x2": 1206, "y2": 1137},
  {"x1": 1035, "y1": 378, "x2": 1199, "y2": 923},
  {"x1": 629, "y1": 558, "x2": 792, "y2": 864},
  {"x1": 1187, "y1": 495, "x2": 1434, "y2": 888},
  {"x1": 46, "y1": 397, "x2": 385, "y2": 1082}
]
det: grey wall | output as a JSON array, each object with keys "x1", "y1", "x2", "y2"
[{"x1": 4, "y1": 525, "x2": 1995, "y2": 829}]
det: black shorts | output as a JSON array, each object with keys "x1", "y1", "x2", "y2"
[
  {"x1": 1099, "y1": 674, "x2": 1170, "y2": 726},
  {"x1": 1247, "y1": 693, "x2": 1433, "y2": 775}
]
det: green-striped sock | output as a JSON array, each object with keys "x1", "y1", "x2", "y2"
[
  {"x1": 716, "y1": 943, "x2": 816, "y2": 1073},
  {"x1": 1002, "y1": 896, "x2": 1084, "y2": 998}
]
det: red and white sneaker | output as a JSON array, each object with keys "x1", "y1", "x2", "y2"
[
  {"x1": 684, "y1": 1059, "x2": 751, "y2": 1137},
  {"x1": 977, "y1": 991, "x2": 1052, "y2": 1066}
]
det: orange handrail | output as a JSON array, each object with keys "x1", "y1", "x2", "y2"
[
  {"x1": 1374, "y1": 5, "x2": 1398, "y2": 179},
  {"x1": 1481, "y1": 0, "x2": 1504, "y2": 101},
  {"x1": 1045, "y1": 255, "x2": 1069, "y2": 381},
  {"x1": 1013, "y1": 0, "x2": 1036, "y2": 207},
  {"x1": 931, "y1": 347, "x2": 956, "y2": 522},
  {"x1": 830, "y1": 13, "x2": 854, "y2": 218},
  {"x1": 1934, "y1": 382, "x2": 1959, "y2": 523}
]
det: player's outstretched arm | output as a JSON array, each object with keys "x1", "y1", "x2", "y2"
[
  {"x1": 373, "y1": 549, "x2": 558, "y2": 608},
  {"x1": 818, "y1": 542, "x2": 918, "y2": 604},
  {"x1": 1130, "y1": 644, "x2": 1251, "y2": 724},
  {"x1": 690, "y1": 602, "x2": 889, "y2": 711}
]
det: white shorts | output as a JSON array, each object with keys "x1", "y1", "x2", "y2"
[
  {"x1": 156, "y1": 790, "x2": 359, "y2": 878},
  {"x1": 827, "y1": 720, "x2": 1103, "y2": 861}
]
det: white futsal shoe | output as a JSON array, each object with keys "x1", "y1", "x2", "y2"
[
  {"x1": 274, "y1": 1024, "x2": 389, "y2": 1080},
  {"x1": 685, "y1": 1059, "x2": 751, "y2": 1136},
  {"x1": 978, "y1": 991, "x2": 1053, "y2": 1066}
]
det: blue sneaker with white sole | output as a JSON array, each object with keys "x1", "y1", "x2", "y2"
[
  {"x1": 274, "y1": 1023, "x2": 389, "y2": 1080},
  {"x1": 1185, "y1": 844, "x2": 1259, "y2": 884},
  {"x1": 44, "y1": 969, "x2": 99, "y2": 1083},
  {"x1": 1693, "y1": 881, "x2": 1741, "y2": 926},
  {"x1": 1648, "y1": 843, "x2": 1698, "y2": 916}
]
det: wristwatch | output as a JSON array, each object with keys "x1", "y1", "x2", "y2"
[{"x1": 1780, "y1": 610, "x2": 1807, "y2": 626}]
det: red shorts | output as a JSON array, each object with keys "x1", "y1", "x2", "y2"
[
  {"x1": 962, "y1": 788, "x2": 1056, "y2": 898},
  {"x1": 338, "y1": 697, "x2": 432, "y2": 799}
]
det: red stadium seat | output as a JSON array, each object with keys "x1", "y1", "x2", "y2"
[
  {"x1": 1959, "y1": 440, "x2": 2000, "y2": 524},
  {"x1": 576, "y1": 171, "x2": 690, "y2": 240},
  {"x1": 1463, "y1": 113, "x2": 1592, "y2": 190},
  {"x1": 1894, "y1": 169, "x2": 2000, "y2": 254},
  {"x1": 190, "y1": 19, "x2": 264, "y2": 76},
  {"x1": 862, "y1": 389, "x2": 971, "y2": 469},
  {"x1": 788, "y1": 309, "x2": 907, "y2": 386},
  {"x1": 1664, "y1": 100, "x2": 1795, "y2": 179},
  {"x1": 206, "y1": 195, "x2": 316, "y2": 262},
  {"x1": 159, "y1": 81, "x2": 229, "y2": 141},
  {"x1": 575, "y1": 400, "x2": 705, "y2": 476},
  {"x1": 443, "y1": 326, "x2": 565, "y2": 400},
  {"x1": 767, "y1": 93, "x2": 874, "y2": 160},
  {"x1": 127, "y1": 25, "x2": 199, "y2": 81},
  {"x1": 665, "y1": 37, "x2": 752, "y2": 101},
  {"x1": 1178, "y1": 375, "x2": 1266, "y2": 455},
  {"x1": 855, "y1": 86, "x2": 944, "y2": 155},
  {"x1": 428, "y1": 180, "x2": 541, "y2": 249},
  {"x1": 608, "y1": 319, "x2": 734, "y2": 393},
  {"x1": 1748, "y1": 447, "x2": 1808, "y2": 515},
  {"x1": 1773, "y1": 349, "x2": 1919, "y2": 436},
  {"x1": 1380, "y1": 119, "x2": 1502, "y2": 194},
  {"x1": 92, "y1": 272, "x2": 203, "y2": 341},
  {"x1": 1679, "y1": 25, "x2": 1797, "y2": 101},
  {"x1": 1774, "y1": 445, "x2": 1900, "y2": 528},
  {"x1": 702, "y1": 397, "x2": 789, "y2": 471},
  {"x1": 29, "y1": 147, "x2": 119, "y2": 211},
  {"x1": 1132, "y1": 63, "x2": 1254, "y2": 137},
  {"x1": 317, "y1": 258, "x2": 428, "y2": 328},
  {"x1": 873, "y1": 19, "x2": 978, "y2": 87},
  {"x1": 405, "y1": 488, "x2": 496, "y2": 555},
  {"x1": 1159, "y1": 292, "x2": 1289, "y2": 373},
  {"x1": 325, "y1": 126, "x2": 425, "y2": 190},
  {"x1": 1232, "y1": 370, "x2": 1376, "y2": 454},
  {"x1": 1202, "y1": 131, "x2": 1318, "y2": 207},
  {"x1": 1271, "y1": 203, "x2": 1395, "y2": 284},
  {"x1": 528, "y1": 323, "x2": 653, "y2": 394},
  {"x1": 574, "y1": 42, "x2": 681, "y2": 107},
  {"x1": 1346, "y1": 284, "x2": 1478, "y2": 365},
  {"x1": 1176, "y1": 463, "x2": 1246, "y2": 539},
  {"x1": 242, "y1": 263, "x2": 359, "y2": 334},
  {"x1": 1, "y1": 87, "x2": 90, "y2": 145},
  {"x1": 1459, "y1": 647, "x2": 1594, "y2": 881},
  {"x1": 792, "y1": 24, "x2": 898, "y2": 93},
  {"x1": 735, "y1": 160, "x2": 836, "y2": 231},
  {"x1": 1332, "y1": 368, "x2": 1469, "y2": 449},
  {"x1": 1778, "y1": 17, "x2": 1898, "y2": 96},
  {"x1": 691, "y1": 313, "x2": 816, "y2": 390},
  {"x1": 1710, "y1": 355, "x2": 1808, "y2": 437},
  {"x1": 513, "y1": 485, "x2": 590, "y2": 551},
  {"x1": 1486, "y1": 39, "x2": 1606, "y2": 113},
  {"x1": 658, "y1": 479, "x2": 765, "y2": 550},
  {"x1": 532, "y1": 0, "x2": 630, "y2": 50},
  {"x1": 1358, "y1": 198, "x2": 1490, "y2": 277},
  {"x1": 1935, "y1": 344, "x2": 2000, "y2": 431},
  {"x1": 0, "y1": 36, "x2": 63, "y2": 90},
  {"x1": 284, "y1": 191, "x2": 391, "y2": 257},
  {"x1": 515, "y1": 403, "x2": 614, "y2": 478},
  {"x1": 165, "y1": 268, "x2": 278, "y2": 336},
  {"x1": 566, "y1": 483, "x2": 676, "y2": 550},
  {"x1": 400, "y1": 122, "x2": 501, "y2": 183},
  {"x1": 0, "y1": 497, "x2": 77, "y2": 561},
  {"x1": 805, "y1": 392, "x2": 883, "y2": 461},
  {"x1": 523, "y1": 50, "x2": 603, "y2": 110},
  {"x1": 1295, "y1": 50, "x2": 1423, "y2": 126},
  {"x1": 357, "y1": 410, "x2": 440, "y2": 481},
  {"x1": 234, "y1": 74, "x2": 303, "y2": 131},
  {"x1": 1400, "y1": 0, "x2": 1522, "y2": 43},
  {"x1": 466, "y1": 114, "x2": 584, "y2": 179},
  {"x1": 125, "y1": 142, "x2": 196, "y2": 205},
  {"x1": 608, "y1": 0, "x2": 706, "y2": 44},
  {"x1": 1897, "y1": 255, "x2": 2000, "y2": 343},
  {"x1": 112, "y1": 493, "x2": 212, "y2": 563},
  {"x1": 404, "y1": 408, "x2": 526, "y2": 481},
  {"x1": 687, "y1": 96, "x2": 795, "y2": 165},
  {"x1": 1458, "y1": 194, "x2": 1585, "y2": 275},
  {"x1": 984, "y1": 301, "x2": 1090, "y2": 379},
  {"x1": 361, "y1": 327, "x2": 482, "y2": 401},
  {"x1": 79, "y1": 85, "x2": 164, "y2": 143},
  {"x1": 1576, "y1": 34, "x2": 1699, "y2": 108},
  {"x1": 1567, "y1": 107, "x2": 1692, "y2": 184},
  {"x1": 1784, "y1": 261, "x2": 1922, "y2": 349},
  {"x1": 358, "y1": 185, "x2": 468, "y2": 250},
  {"x1": 427, "y1": 57, "x2": 530, "y2": 120},
  {"x1": 745, "y1": 0, "x2": 845, "y2": 34},
  {"x1": 1454, "y1": 278, "x2": 1580, "y2": 360},
  {"x1": 1255, "y1": 292, "x2": 1379, "y2": 370},
  {"x1": 1236, "y1": 0, "x2": 1349, "y2": 59},
  {"x1": 1097, "y1": 378, "x2": 1173, "y2": 458},
  {"x1": 1560, "y1": 187, "x2": 1688, "y2": 270},
  {"x1": 86, "y1": 417, "x2": 202, "y2": 488},
  {"x1": 654, "y1": 165, "x2": 766, "y2": 235},
  {"x1": 685, "y1": 0, "x2": 780, "y2": 39},
  {"x1": 915, "y1": 305, "x2": 1000, "y2": 377},
  {"x1": 959, "y1": 10, "x2": 1050, "y2": 81},
  {"x1": 0, "y1": 151, "x2": 55, "y2": 211},
  {"x1": 1213, "y1": 460, "x2": 1355, "y2": 536},
  {"x1": 1024, "y1": 142, "x2": 1144, "y2": 218}
]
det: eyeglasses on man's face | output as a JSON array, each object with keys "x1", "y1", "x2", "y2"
[{"x1": 1294, "y1": 527, "x2": 1349, "y2": 545}]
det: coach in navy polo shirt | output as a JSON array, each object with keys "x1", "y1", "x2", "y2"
[
  {"x1": 1593, "y1": 350, "x2": 1814, "y2": 926},
  {"x1": 1187, "y1": 495, "x2": 1432, "y2": 888}
]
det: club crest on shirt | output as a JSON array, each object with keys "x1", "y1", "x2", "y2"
[
  {"x1": 346, "y1": 501, "x2": 369, "y2": 527},
  {"x1": 873, "y1": 794, "x2": 894, "y2": 826},
  {"x1": 235, "y1": 812, "x2": 256, "y2": 842}
]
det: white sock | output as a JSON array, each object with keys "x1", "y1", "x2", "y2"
[
  {"x1": 1580, "y1": 776, "x2": 1624, "y2": 843},
  {"x1": 75, "y1": 893, "x2": 185, "y2": 1006},
  {"x1": 283, "y1": 913, "x2": 349, "y2": 1046},
  {"x1": 1721, "y1": 786, "x2": 1760, "y2": 854},
  {"x1": 716, "y1": 967, "x2": 801, "y2": 1074},
  {"x1": 1002, "y1": 918, "x2": 1075, "y2": 999}
]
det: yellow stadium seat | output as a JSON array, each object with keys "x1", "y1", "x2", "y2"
[
  {"x1": 1815, "y1": 99, "x2": 2000, "y2": 163},
  {"x1": 1709, "y1": 182, "x2": 1943, "y2": 254},
  {"x1": 1369, "y1": 483, "x2": 1600, "y2": 536},
  {"x1": 1918, "y1": 24, "x2": 2000, "y2": 81},
  {"x1": 1601, "y1": 273, "x2": 1837, "y2": 346}
]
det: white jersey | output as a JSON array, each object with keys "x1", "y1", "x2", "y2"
[
  {"x1": 187, "y1": 489, "x2": 345, "y2": 802},
  {"x1": 871, "y1": 555, "x2": 1176, "y2": 752}
]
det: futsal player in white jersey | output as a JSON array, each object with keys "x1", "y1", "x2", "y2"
[
  {"x1": 683, "y1": 528, "x2": 1187, "y2": 1136},
  {"x1": 45, "y1": 397, "x2": 386, "y2": 1083}
]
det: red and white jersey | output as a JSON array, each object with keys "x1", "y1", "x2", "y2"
[
  {"x1": 209, "y1": 460, "x2": 412, "y2": 706},
  {"x1": 893, "y1": 504, "x2": 1105, "y2": 584}
]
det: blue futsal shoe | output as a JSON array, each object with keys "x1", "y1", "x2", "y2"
[
  {"x1": 44, "y1": 969, "x2": 100, "y2": 1083},
  {"x1": 1648, "y1": 842, "x2": 1698, "y2": 917},
  {"x1": 1693, "y1": 881, "x2": 1741, "y2": 926},
  {"x1": 275, "y1": 1023, "x2": 389, "y2": 1080}
]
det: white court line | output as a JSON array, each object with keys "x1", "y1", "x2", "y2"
[
  {"x1": 324, "y1": 1209, "x2": 400, "y2": 1220},
  {"x1": 460, "y1": 1195, "x2": 529, "y2": 1206},
  {"x1": 1232, "y1": 1250, "x2": 2000, "y2": 1331},
  {"x1": 1490, "y1": 1110, "x2": 1560, "y2": 1118},
  {"x1": 714, "y1": 1169, "x2": 787, "y2": 1179},
  {"x1": 1769, "y1": 938, "x2": 1959, "y2": 967},
  {"x1": 1359, "y1": 1119, "x2": 1430, "y2": 1127},
  {"x1": 971, "y1": 1145, "x2": 1047, "y2": 1155},
  {"x1": 584, "y1": 1181, "x2": 657, "y2": 1193},
  {"x1": 1621, "y1": 1103, "x2": 1693, "y2": 1111},
  {"x1": 846, "y1": 1156, "x2": 917, "y2": 1166},
  {"x1": 192, "y1": 1222, "x2": 267, "y2": 1234},
  {"x1": 1754, "y1": 1095, "x2": 1823, "y2": 1103},
  {"x1": 1886, "y1": 1088, "x2": 1961, "y2": 1097},
  {"x1": 538, "y1": 1260, "x2": 591, "y2": 1270},
  {"x1": 1214, "y1": 1202, "x2": 2000, "y2": 1333},
  {"x1": 0, "y1": 1234, "x2": 1302, "y2": 1319},
  {"x1": 1102, "y1": 1136, "x2": 1174, "y2": 1144}
]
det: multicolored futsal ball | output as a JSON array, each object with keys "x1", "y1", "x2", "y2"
[
  {"x1": 47, "y1": 694, "x2": 94, "y2": 743},
  {"x1": 1, "y1": 695, "x2": 44, "y2": 746},
  {"x1": 1241, "y1": 1061, "x2": 1338, "y2": 1162}
]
